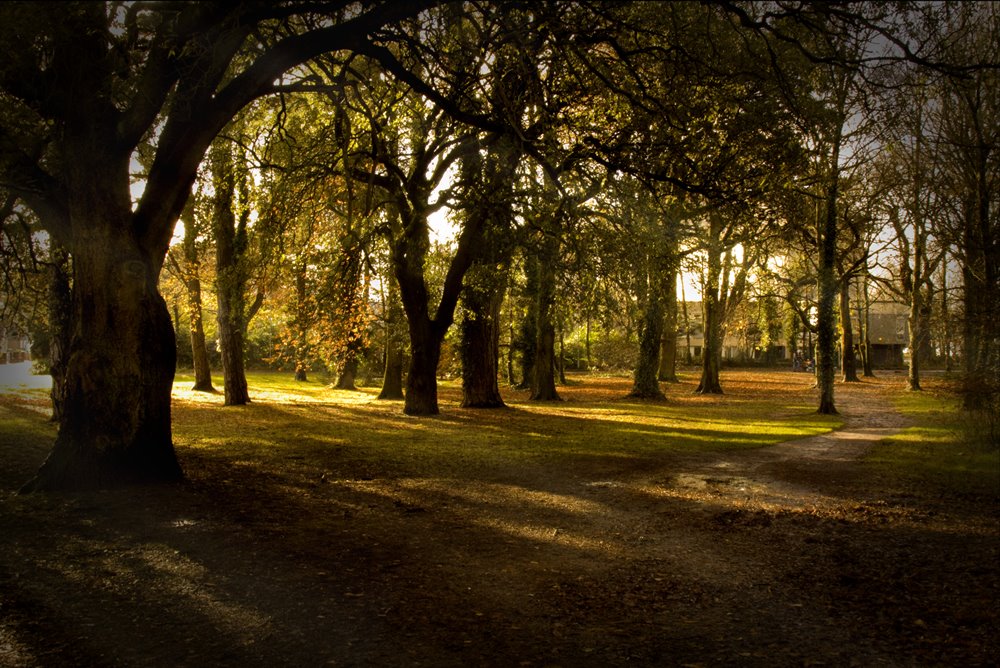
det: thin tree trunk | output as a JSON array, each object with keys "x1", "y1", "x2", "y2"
[
  {"x1": 294, "y1": 262, "x2": 309, "y2": 382},
  {"x1": 378, "y1": 272, "x2": 405, "y2": 400},
  {"x1": 861, "y1": 272, "x2": 875, "y2": 377},
  {"x1": 517, "y1": 251, "x2": 539, "y2": 389},
  {"x1": 531, "y1": 235, "x2": 560, "y2": 402},
  {"x1": 659, "y1": 269, "x2": 679, "y2": 382},
  {"x1": 181, "y1": 209, "x2": 215, "y2": 392},
  {"x1": 697, "y1": 216, "x2": 724, "y2": 394},
  {"x1": 816, "y1": 182, "x2": 839, "y2": 414},
  {"x1": 907, "y1": 286, "x2": 924, "y2": 391},
  {"x1": 840, "y1": 278, "x2": 860, "y2": 382},
  {"x1": 211, "y1": 142, "x2": 250, "y2": 407}
]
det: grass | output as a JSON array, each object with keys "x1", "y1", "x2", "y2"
[
  {"x1": 2, "y1": 369, "x2": 840, "y2": 489},
  {"x1": 166, "y1": 370, "x2": 841, "y2": 484},
  {"x1": 865, "y1": 384, "x2": 1000, "y2": 499}
]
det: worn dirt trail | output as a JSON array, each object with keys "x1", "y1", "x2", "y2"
[{"x1": 662, "y1": 379, "x2": 912, "y2": 513}]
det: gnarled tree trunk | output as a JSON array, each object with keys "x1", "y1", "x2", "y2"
[{"x1": 23, "y1": 222, "x2": 182, "y2": 492}]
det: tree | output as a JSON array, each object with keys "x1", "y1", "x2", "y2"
[
  {"x1": 167, "y1": 200, "x2": 216, "y2": 392},
  {"x1": 1, "y1": 2, "x2": 438, "y2": 491}
]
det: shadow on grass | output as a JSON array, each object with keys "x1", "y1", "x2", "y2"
[{"x1": 1, "y1": 373, "x2": 996, "y2": 666}]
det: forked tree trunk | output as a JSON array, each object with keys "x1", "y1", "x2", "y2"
[{"x1": 22, "y1": 228, "x2": 182, "y2": 492}]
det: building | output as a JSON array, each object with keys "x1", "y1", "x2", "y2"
[
  {"x1": 0, "y1": 324, "x2": 32, "y2": 364},
  {"x1": 675, "y1": 300, "x2": 910, "y2": 368}
]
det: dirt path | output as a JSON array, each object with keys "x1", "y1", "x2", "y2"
[{"x1": 662, "y1": 380, "x2": 912, "y2": 513}]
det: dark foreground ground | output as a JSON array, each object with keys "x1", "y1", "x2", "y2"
[{"x1": 1, "y1": 373, "x2": 997, "y2": 667}]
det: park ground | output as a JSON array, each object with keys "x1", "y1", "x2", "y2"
[{"x1": 0, "y1": 368, "x2": 997, "y2": 666}]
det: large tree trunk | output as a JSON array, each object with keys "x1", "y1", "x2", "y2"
[
  {"x1": 22, "y1": 227, "x2": 182, "y2": 492},
  {"x1": 334, "y1": 354, "x2": 360, "y2": 390},
  {"x1": 403, "y1": 316, "x2": 443, "y2": 415},
  {"x1": 461, "y1": 266, "x2": 507, "y2": 408},
  {"x1": 212, "y1": 142, "x2": 250, "y2": 406},
  {"x1": 839, "y1": 279, "x2": 860, "y2": 382},
  {"x1": 531, "y1": 235, "x2": 561, "y2": 402}
]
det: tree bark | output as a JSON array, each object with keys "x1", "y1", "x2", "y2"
[
  {"x1": 839, "y1": 278, "x2": 860, "y2": 382},
  {"x1": 47, "y1": 245, "x2": 72, "y2": 423},
  {"x1": 631, "y1": 254, "x2": 668, "y2": 399},
  {"x1": 697, "y1": 215, "x2": 724, "y2": 394},
  {"x1": 816, "y1": 180, "x2": 839, "y2": 414},
  {"x1": 630, "y1": 291, "x2": 665, "y2": 398},
  {"x1": 531, "y1": 234, "x2": 561, "y2": 402},
  {"x1": 293, "y1": 262, "x2": 310, "y2": 382},
  {"x1": 180, "y1": 208, "x2": 215, "y2": 392},
  {"x1": 22, "y1": 225, "x2": 182, "y2": 492},
  {"x1": 460, "y1": 271, "x2": 507, "y2": 408},
  {"x1": 334, "y1": 355, "x2": 359, "y2": 390},
  {"x1": 907, "y1": 282, "x2": 925, "y2": 391},
  {"x1": 378, "y1": 273, "x2": 405, "y2": 400},
  {"x1": 658, "y1": 270, "x2": 679, "y2": 383},
  {"x1": 212, "y1": 142, "x2": 251, "y2": 406},
  {"x1": 516, "y1": 251, "x2": 539, "y2": 389},
  {"x1": 860, "y1": 274, "x2": 875, "y2": 377}
]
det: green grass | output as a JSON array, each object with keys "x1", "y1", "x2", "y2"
[
  {"x1": 166, "y1": 371, "x2": 840, "y2": 482},
  {"x1": 865, "y1": 388, "x2": 1000, "y2": 498}
]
